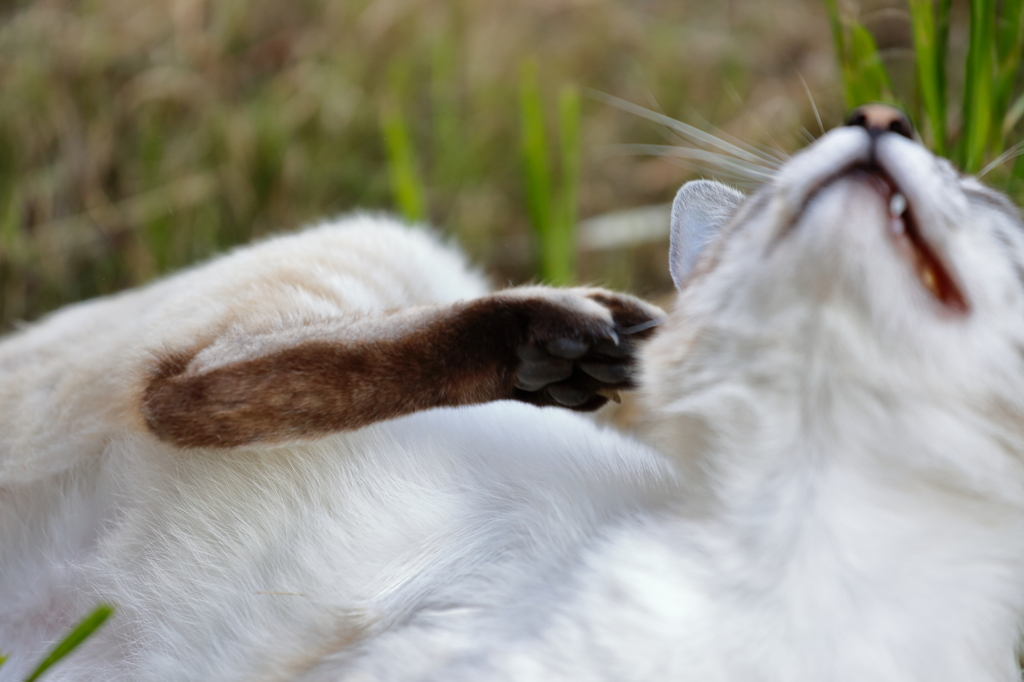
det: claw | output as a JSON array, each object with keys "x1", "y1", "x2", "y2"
[{"x1": 618, "y1": 317, "x2": 665, "y2": 335}]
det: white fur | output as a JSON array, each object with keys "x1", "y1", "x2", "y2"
[
  {"x1": 6, "y1": 125, "x2": 1024, "y2": 682},
  {"x1": 0, "y1": 216, "x2": 674, "y2": 680},
  {"x1": 348, "y1": 129, "x2": 1024, "y2": 680}
]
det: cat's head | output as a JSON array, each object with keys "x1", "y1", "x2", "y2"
[{"x1": 642, "y1": 105, "x2": 1024, "y2": 498}]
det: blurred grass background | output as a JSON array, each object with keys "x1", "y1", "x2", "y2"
[
  {"x1": 3, "y1": 0, "x2": 1023, "y2": 332},
  {"x1": 0, "y1": 0, "x2": 839, "y2": 329},
  {"x1": 828, "y1": 0, "x2": 1024, "y2": 176}
]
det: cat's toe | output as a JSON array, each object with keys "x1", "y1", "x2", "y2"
[
  {"x1": 544, "y1": 337, "x2": 592, "y2": 359},
  {"x1": 514, "y1": 353, "x2": 573, "y2": 391},
  {"x1": 546, "y1": 383, "x2": 598, "y2": 407},
  {"x1": 591, "y1": 337, "x2": 634, "y2": 359},
  {"x1": 578, "y1": 360, "x2": 631, "y2": 384}
]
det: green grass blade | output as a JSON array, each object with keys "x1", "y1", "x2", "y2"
[
  {"x1": 995, "y1": 0, "x2": 1024, "y2": 150},
  {"x1": 823, "y1": 0, "x2": 848, "y2": 83},
  {"x1": 380, "y1": 101, "x2": 427, "y2": 224},
  {"x1": 935, "y1": 0, "x2": 952, "y2": 157},
  {"x1": 551, "y1": 84, "x2": 581, "y2": 285},
  {"x1": 848, "y1": 22, "x2": 893, "y2": 106},
  {"x1": 431, "y1": 33, "x2": 464, "y2": 189},
  {"x1": 822, "y1": 0, "x2": 870, "y2": 110},
  {"x1": 1004, "y1": 90, "x2": 1024, "y2": 139},
  {"x1": 961, "y1": 0, "x2": 996, "y2": 172},
  {"x1": 935, "y1": 0, "x2": 952, "y2": 120},
  {"x1": 1013, "y1": 148, "x2": 1024, "y2": 186},
  {"x1": 24, "y1": 604, "x2": 114, "y2": 682},
  {"x1": 998, "y1": 0, "x2": 1024, "y2": 61},
  {"x1": 0, "y1": 651, "x2": 7, "y2": 669},
  {"x1": 822, "y1": 0, "x2": 845, "y2": 56},
  {"x1": 519, "y1": 58, "x2": 554, "y2": 280},
  {"x1": 908, "y1": 0, "x2": 947, "y2": 154}
]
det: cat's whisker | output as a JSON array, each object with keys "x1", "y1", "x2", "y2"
[
  {"x1": 590, "y1": 91, "x2": 784, "y2": 169},
  {"x1": 749, "y1": 122, "x2": 792, "y2": 164},
  {"x1": 682, "y1": 109, "x2": 789, "y2": 165},
  {"x1": 978, "y1": 139, "x2": 1024, "y2": 177},
  {"x1": 799, "y1": 72, "x2": 825, "y2": 137},
  {"x1": 636, "y1": 69, "x2": 667, "y2": 118},
  {"x1": 634, "y1": 72, "x2": 698, "y2": 152},
  {"x1": 678, "y1": 108, "x2": 789, "y2": 166},
  {"x1": 608, "y1": 144, "x2": 777, "y2": 183}
]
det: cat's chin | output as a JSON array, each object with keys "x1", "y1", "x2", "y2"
[
  {"x1": 765, "y1": 126, "x2": 971, "y2": 322},
  {"x1": 820, "y1": 164, "x2": 967, "y2": 314}
]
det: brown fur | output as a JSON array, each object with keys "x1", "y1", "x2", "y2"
[{"x1": 142, "y1": 292, "x2": 660, "y2": 448}]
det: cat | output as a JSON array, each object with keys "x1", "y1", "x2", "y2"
[
  {"x1": 6, "y1": 102, "x2": 1024, "y2": 682},
  {"x1": 336, "y1": 104, "x2": 1024, "y2": 681},
  {"x1": 0, "y1": 214, "x2": 666, "y2": 679}
]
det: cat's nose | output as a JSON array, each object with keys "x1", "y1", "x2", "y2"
[{"x1": 845, "y1": 104, "x2": 914, "y2": 140}]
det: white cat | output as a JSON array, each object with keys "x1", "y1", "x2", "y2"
[
  {"x1": 0, "y1": 215, "x2": 665, "y2": 679},
  {"x1": 342, "y1": 105, "x2": 1024, "y2": 681},
  {"x1": 5, "y1": 103, "x2": 1024, "y2": 682}
]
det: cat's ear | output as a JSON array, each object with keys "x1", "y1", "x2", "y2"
[{"x1": 669, "y1": 180, "x2": 745, "y2": 290}]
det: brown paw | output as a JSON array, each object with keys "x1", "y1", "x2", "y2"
[{"x1": 502, "y1": 288, "x2": 664, "y2": 411}]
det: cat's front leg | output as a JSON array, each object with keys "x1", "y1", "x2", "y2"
[{"x1": 141, "y1": 287, "x2": 663, "y2": 448}]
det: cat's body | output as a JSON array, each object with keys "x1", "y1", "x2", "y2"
[
  {"x1": 339, "y1": 110, "x2": 1024, "y2": 681},
  {"x1": 5, "y1": 106, "x2": 1024, "y2": 681},
  {"x1": 0, "y1": 216, "x2": 668, "y2": 680}
]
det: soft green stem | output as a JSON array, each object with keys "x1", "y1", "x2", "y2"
[
  {"x1": 908, "y1": 0, "x2": 947, "y2": 154},
  {"x1": 519, "y1": 59, "x2": 554, "y2": 280},
  {"x1": 553, "y1": 84, "x2": 581, "y2": 285},
  {"x1": 995, "y1": 0, "x2": 1024, "y2": 151},
  {"x1": 961, "y1": 0, "x2": 995, "y2": 172},
  {"x1": 23, "y1": 604, "x2": 114, "y2": 682},
  {"x1": 518, "y1": 61, "x2": 580, "y2": 284},
  {"x1": 380, "y1": 100, "x2": 427, "y2": 224}
]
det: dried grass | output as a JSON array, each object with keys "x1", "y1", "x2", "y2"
[{"x1": 0, "y1": 0, "x2": 836, "y2": 327}]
